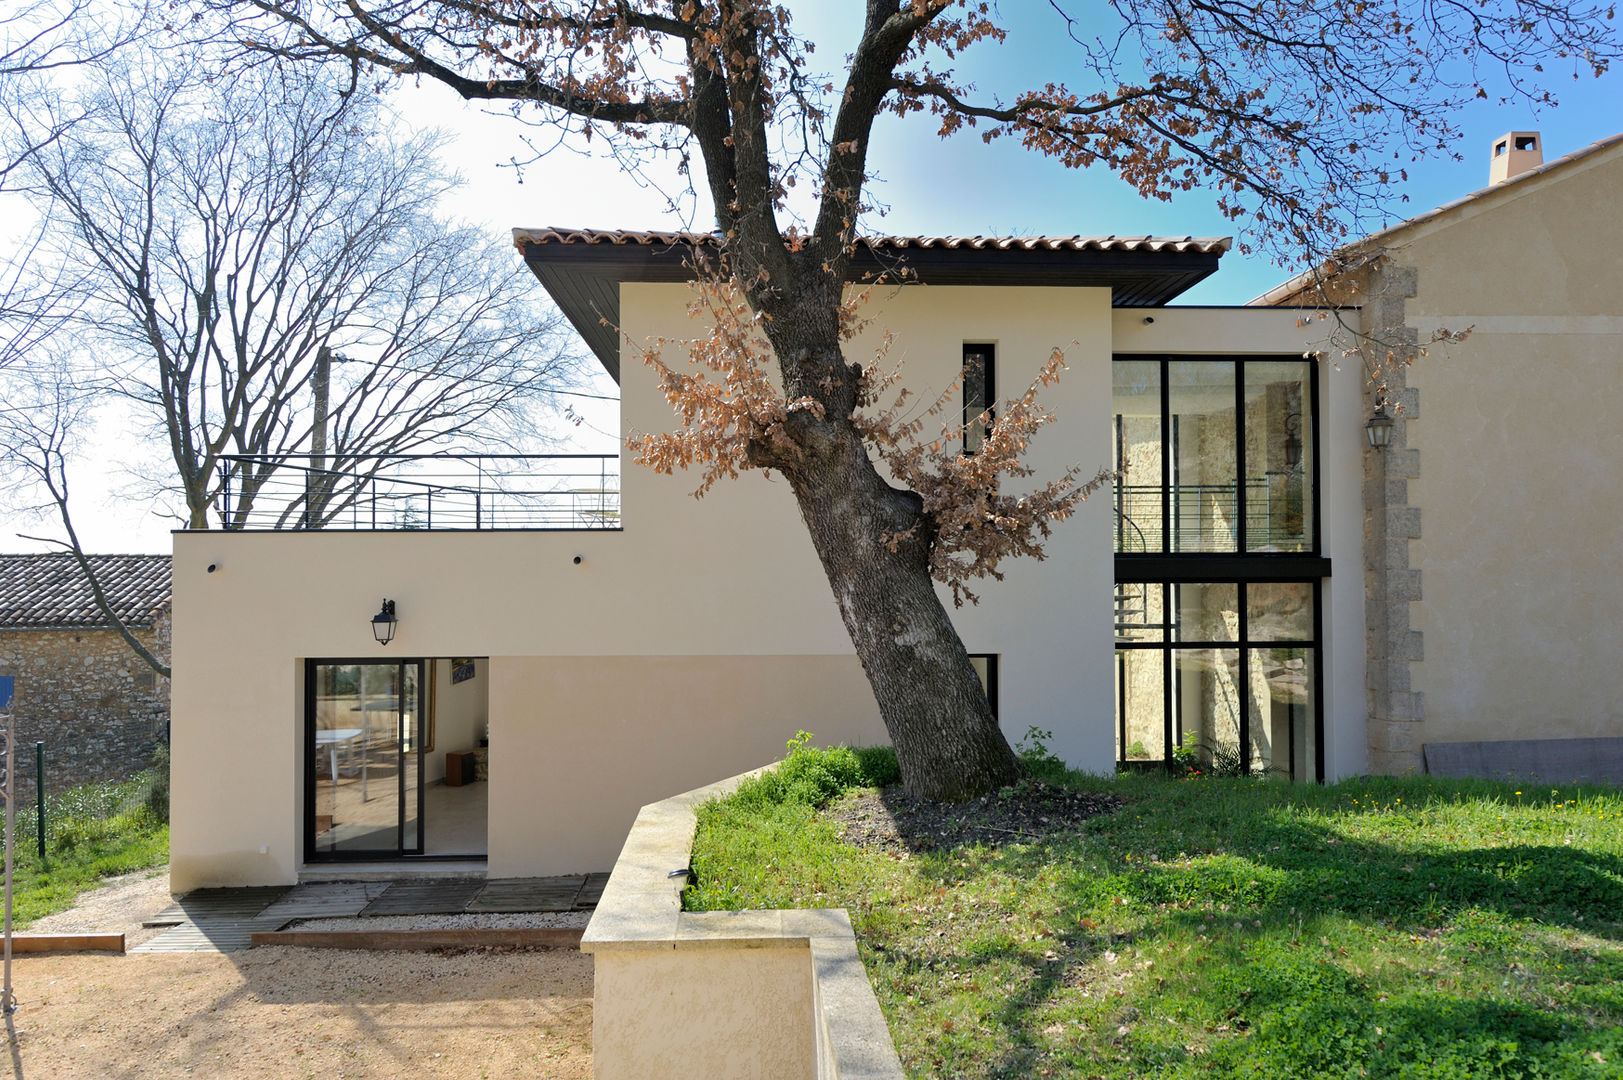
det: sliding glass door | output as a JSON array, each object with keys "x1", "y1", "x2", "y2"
[{"x1": 306, "y1": 659, "x2": 423, "y2": 859}]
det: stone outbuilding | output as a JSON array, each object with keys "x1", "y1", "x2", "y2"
[{"x1": 0, "y1": 553, "x2": 172, "y2": 799}]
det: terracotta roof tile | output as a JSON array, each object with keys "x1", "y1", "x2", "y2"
[
  {"x1": 511, "y1": 227, "x2": 1230, "y2": 256},
  {"x1": 0, "y1": 553, "x2": 172, "y2": 630}
]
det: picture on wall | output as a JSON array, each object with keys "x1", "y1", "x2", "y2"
[{"x1": 450, "y1": 658, "x2": 476, "y2": 685}]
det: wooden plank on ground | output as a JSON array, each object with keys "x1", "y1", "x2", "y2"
[
  {"x1": 250, "y1": 927, "x2": 584, "y2": 951},
  {"x1": 359, "y1": 881, "x2": 484, "y2": 916},
  {"x1": 468, "y1": 876, "x2": 585, "y2": 913},
  {"x1": 5, "y1": 933, "x2": 124, "y2": 954},
  {"x1": 145, "y1": 885, "x2": 293, "y2": 926},
  {"x1": 575, "y1": 873, "x2": 609, "y2": 909}
]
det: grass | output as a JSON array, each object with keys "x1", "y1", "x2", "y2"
[
  {"x1": 687, "y1": 741, "x2": 1623, "y2": 1079},
  {"x1": 5, "y1": 759, "x2": 170, "y2": 928}
]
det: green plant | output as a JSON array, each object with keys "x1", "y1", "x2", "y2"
[
  {"x1": 728, "y1": 732, "x2": 896, "y2": 811},
  {"x1": 1016, "y1": 725, "x2": 1069, "y2": 782}
]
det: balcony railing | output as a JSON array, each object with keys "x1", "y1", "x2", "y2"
[
  {"x1": 1114, "y1": 479, "x2": 1308, "y2": 553},
  {"x1": 216, "y1": 454, "x2": 621, "y2": 531}
]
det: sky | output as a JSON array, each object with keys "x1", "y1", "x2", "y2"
[{"x1": 13, "y1": 1, "x2": 1621, "y2": 554}]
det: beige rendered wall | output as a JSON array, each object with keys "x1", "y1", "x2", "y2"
[
  {"x1": 592, "y1": 948, "x2": 815, "y2": 1080},
  {"x1": 1392, "y1": 146, "x2": 1623, "y2": 745},
  {"x1": 168, "y1": 285, "x2": 1350, "y2": 890},
  {"x1": 487, "y1": 655, "x2": 884, "y2": 877}
]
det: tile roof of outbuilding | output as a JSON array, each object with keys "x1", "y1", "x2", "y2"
[{"x1": 0, "y1": 553, "x2": 172, "y2": 630}]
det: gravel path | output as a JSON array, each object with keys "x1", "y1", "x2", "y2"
[
  {"x1": 24, "y1": 867, "x2": 173, "y2": 947},
  {"x1": 7, "y1": 946, "x2": 593, "y2": 1079},
  {"x1": 6, "y1": 868, "x2": 595, "y2": 1078}
]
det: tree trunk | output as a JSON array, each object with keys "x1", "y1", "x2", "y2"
[{"x1": 783, "y1": 421, "x2": 1024, "y2": 802}]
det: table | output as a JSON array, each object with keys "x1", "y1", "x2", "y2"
[{"x1": 315, "y1": 728, "x2": 363, "y2": 780}]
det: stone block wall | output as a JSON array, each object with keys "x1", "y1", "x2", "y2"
[
  {"x1": 0, "y1": 611, "x2": 171, "y2": 801},
  {"x1": 1360, "y1": 261, "x2": 1426, "y2": 775}
]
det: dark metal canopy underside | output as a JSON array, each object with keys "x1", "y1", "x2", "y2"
[{"x1": 515, "y1": 229, "x2": 1229, "y2": 383}]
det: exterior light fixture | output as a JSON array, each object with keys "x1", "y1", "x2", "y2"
[
  {"x1": 371, "y1": 599, "x2": 398, "y2": 646},
  {"x1": 1365, "y1": 403, "x2": 1396, "y2": 449}
]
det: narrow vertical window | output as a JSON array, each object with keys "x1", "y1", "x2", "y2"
[
  {"x1": 963, "y1": 344, "x2": 996, "y2": 452},
  {"x1": 969, "y1": 654, "x2": 999, "y2": 719}
]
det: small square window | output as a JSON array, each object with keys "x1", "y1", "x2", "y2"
[{"x1": 134, "y1": 670, "x2": 157, "y2": 693}]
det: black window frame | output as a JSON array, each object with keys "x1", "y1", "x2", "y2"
[
  {"x1": 1112, "y1": 355, "x2": 1328, "y2": 782},
  {"x1": 963, "y1": 343, "x2": 996, "y2": 453},
  {"x1": 969, "y1": 653, "x2": 999, "y2": 720}
]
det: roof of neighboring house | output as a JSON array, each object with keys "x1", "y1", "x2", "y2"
[
  {"x1": 1252, "y1": 131, "x2": 1623, "y2": 306},
  {"x1": 514, "y1": 228, "x2": 1231, "y2": 382},
  {"x1": 0, "y1": 553, "x2": 172, "y2": 630}
]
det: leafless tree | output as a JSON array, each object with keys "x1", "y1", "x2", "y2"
[
  {"x1": 1, "y1": 358, "x2": 172, "y2": 676},
  {"x1": 211, "y1": 0, "x2": 1616, "y2": 799},
  {"x1": 7, "y1": 53, "x2": 586, "y2": 532}
]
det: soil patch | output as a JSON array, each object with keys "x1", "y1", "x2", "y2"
[
  {"x1": 826, "y1": 780, "x2": 1121, "y2": 853},
  {"x1": 5, "y1": 946, "x2": 592, "y2": 1079},
  {"x1": 23, "y1": 868, "x2": 172, "y2": 948}
]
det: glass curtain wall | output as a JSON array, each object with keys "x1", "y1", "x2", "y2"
[{"x1": 1113, "y1": 357, "x2": 1323, "y2": 781}]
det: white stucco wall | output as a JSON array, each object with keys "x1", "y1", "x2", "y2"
[{"x1": 169, "y1": 283, "x2": 1352, "y2": 891}]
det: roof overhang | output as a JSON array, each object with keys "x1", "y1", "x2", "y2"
[{"x1": 514, "y1": 229, "x2": 1229, "y2": 382}]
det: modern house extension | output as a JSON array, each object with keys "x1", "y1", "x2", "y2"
[{"x1": 170, "y1": 228, "x2": 1371, "y2": 891}]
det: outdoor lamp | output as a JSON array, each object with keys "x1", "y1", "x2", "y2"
[
  {"x1": 371, "y1": 599, "x2": 398, "y2": 645},
  {"x1": 1365, "y1": 403, "x2": 1396, "y2": 449}
]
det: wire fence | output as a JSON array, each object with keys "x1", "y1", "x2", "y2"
[{"x1": 0, "y1": 747, "x2": 169, "y2": 862}]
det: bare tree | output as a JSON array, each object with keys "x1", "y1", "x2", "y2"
[
  {"x1": 0, "y1": 358, "x2": 172, "y2": 676},
  {"x1": 214, "y1": 0, "x2": 1615, "y2": 800},
  {"x1": 8, "y1": 53, "x2": 586, "y2": 531}
]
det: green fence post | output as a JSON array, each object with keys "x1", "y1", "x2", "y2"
[{"x1": 33, "y1": 743, "x2": 43, "y2": 861}]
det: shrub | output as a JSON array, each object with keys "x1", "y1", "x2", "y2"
[{"x1": 729, "y1": 732, "x2": 896, "y2": 810}]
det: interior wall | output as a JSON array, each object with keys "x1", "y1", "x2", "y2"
[{"x1": 427, "y1": 658, "x2": 488, "y2": 783}]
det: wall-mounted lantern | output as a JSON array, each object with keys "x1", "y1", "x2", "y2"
[
  {"x1": 1365, "y1": 403, "x2": 1396, "y2": 449},
  {"x1": 371, "y1": 599, "x2": 398, "y2": 646}
]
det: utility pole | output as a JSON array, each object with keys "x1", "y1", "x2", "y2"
[
  {"x1": 306, "y1": 344, "x2": 331, "y2": 528},
  {"x1": 2, "y1": 674, "x2": 17, "y2": 1015}
]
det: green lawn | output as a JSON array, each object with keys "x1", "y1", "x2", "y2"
[
  {"x1": 687, "y1": 746, "x2": 1623, "y2": 1079},
  {"x1": 6, "y1": 765, "x2": 170, "y2": 928}
]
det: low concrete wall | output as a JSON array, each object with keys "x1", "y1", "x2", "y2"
[
  {"x1": 1424, "y1": 737, "x2": 1623, "y2": 785},
  {"x1": 581, "y1": 767, "x2": 905, "y2": 1080}
]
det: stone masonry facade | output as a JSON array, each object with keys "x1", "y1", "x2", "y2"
[
  {"x1": 0, "y1": 610, "x2": 171, "y2": 801},
  {"x1": 1361, "y1": 260, "x2": 1425, "y2": 774}
]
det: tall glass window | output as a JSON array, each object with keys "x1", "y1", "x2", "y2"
[
  {"x1": 1114, "y1": 358, "x2": 1316, "y2": 555},
  {"x1": 1115, "y1": 581, "x2": 1319, "y2": 781},
  {"x1": 1113, "y1": 357, "x2": 1325, "y2": 781}
]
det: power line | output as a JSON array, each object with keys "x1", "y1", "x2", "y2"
[{"x1": 329, "y1": 354, "x2": 620, "y2": 402}]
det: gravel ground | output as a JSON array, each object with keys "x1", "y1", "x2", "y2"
[
  {"x1": 5, "y1": 870, "x2": 595, "y2": 1079},
  {"x1": 293, "y1": 910, "x2": 593, "y2": 932},
  {"x1": 24, "y1": 867, "x2": 173, "y2": 947}
]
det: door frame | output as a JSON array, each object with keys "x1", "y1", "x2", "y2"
[{"x1": 303, "y1": 657, "x2": 427, "y2": 862}]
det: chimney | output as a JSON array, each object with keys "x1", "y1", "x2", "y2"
[{"x1": 1489, "y1": 131, "x2": 1543, "y2": 185}]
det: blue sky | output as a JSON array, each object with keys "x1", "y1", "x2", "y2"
[{"x1": 406, "y1": 2, "x2": 1620, "y2": 307}]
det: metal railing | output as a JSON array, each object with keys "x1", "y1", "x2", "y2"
[
  {"x1": 1114, "y1": 479, "x2": 1307, "y2": 553},
  {"x1": 216, "y1": 453, "x2": 621, "y2": 531}
]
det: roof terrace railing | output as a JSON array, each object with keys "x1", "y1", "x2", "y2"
[{"x1": 216, "y1": 453, "x2": 621, "y2": 531}]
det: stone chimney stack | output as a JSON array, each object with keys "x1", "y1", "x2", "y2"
[{"x1": 1490, "y1": 131, "x2": 1543, "y2": 185}]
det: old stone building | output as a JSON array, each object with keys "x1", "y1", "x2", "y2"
[{"x1": 0, "y1": 553, "x2": 171, "y2": 799}]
